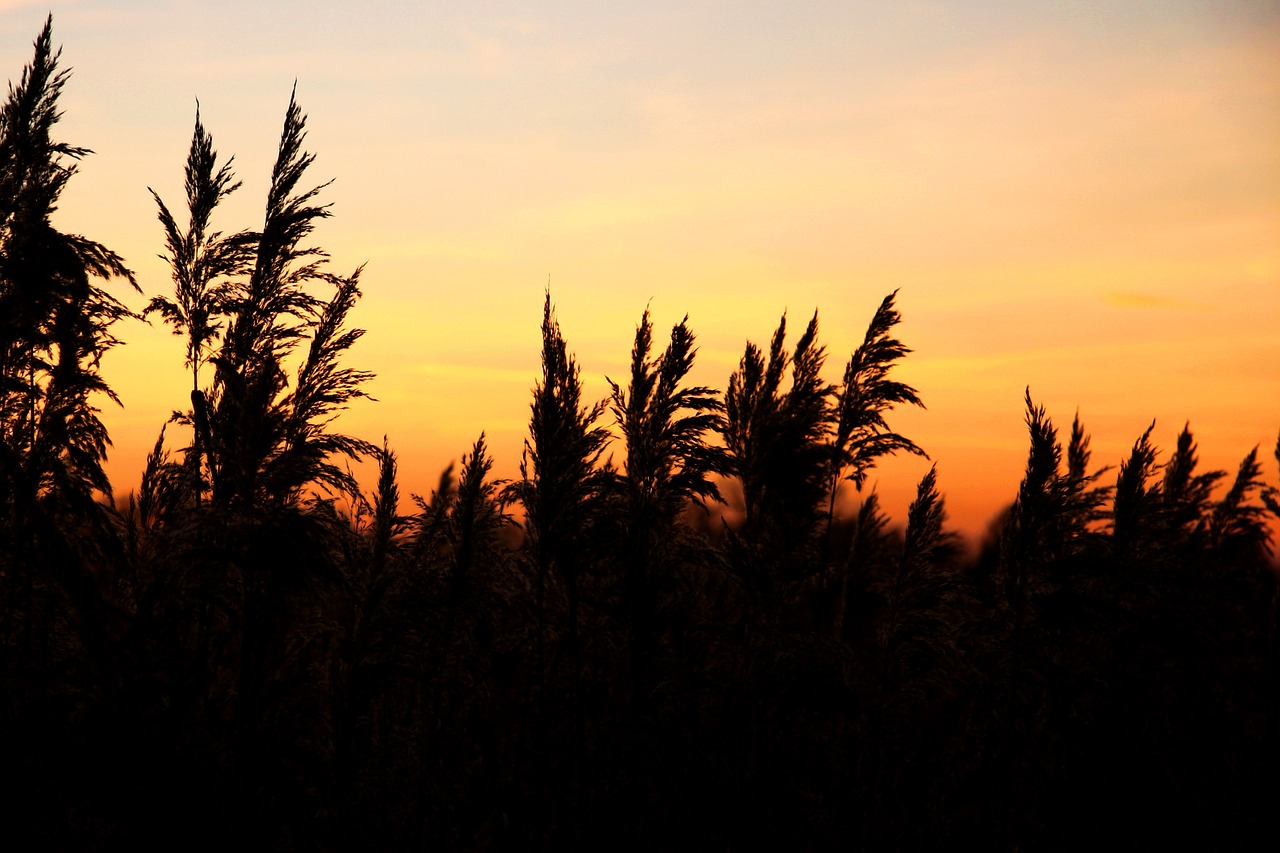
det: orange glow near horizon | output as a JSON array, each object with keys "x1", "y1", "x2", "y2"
[{"x1": 4, "y1": 3, "x2": 1277, "y2": 544}]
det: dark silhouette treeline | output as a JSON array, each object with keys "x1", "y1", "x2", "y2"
[{"x1": 2, "y1": 19, "x2": 1278, "y2": 850}]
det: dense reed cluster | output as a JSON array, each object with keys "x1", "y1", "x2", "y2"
[{"x1": 2, "y1": 20, "x2": 1277, "y2": 849}]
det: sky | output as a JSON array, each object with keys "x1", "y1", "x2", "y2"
[{"x1": 3, "y1": 1, "x2": 1278, "y2": 543}]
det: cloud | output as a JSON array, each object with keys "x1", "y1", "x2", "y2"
[
  {"x1": 0, "y1": 1, "x2": 48, "y2": 13},
  {"x1": 1102, "y1": 292, "x2": 1206, "y2": 310},
  {"x1": 911, "y1": 331, "x2": 1274, "y2": 375},
  {"x1": 409, "y1": 362, "x2": 531, "y2": 384}
]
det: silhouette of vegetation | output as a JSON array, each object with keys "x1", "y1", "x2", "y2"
[
  {"x1": 203, "y1": 89, "x2": 375, "y2": 512},
  {"x1": 146, "y1": 108, "x2": 254, "y2": 393},
  {"x1": 1, "y1": 17, "x2": 1277, "y2": 851},
  {"x1": 828, "y1": 291, "x2": 926, "y2": 525},
  {"x1": 0, "y1": 16, "x2": 137, "y2": 514},
  {"x1": 0, "y1": 20, "x2": 137, "y2": 808}
]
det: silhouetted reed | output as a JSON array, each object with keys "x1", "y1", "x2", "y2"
[{"x1": 2, "y1": 17, "x2": 1277, "y2": 850}]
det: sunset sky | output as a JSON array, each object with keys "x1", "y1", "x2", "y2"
[{"x1": 3, "y1": 1, "x2": 1278, "y2": 542}]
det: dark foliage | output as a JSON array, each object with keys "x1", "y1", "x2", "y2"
[{"x1": 2, "y1": 18, "x2": 1277, "y2": 852}]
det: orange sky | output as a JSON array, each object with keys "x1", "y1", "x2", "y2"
[{"x1": 4, "y1": 2, "x2": 1278, "y2": 543}]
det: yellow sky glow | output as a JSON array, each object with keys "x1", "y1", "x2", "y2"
[{"x1": 4, "y1": 2, "x2": 1277, "y2": 542}]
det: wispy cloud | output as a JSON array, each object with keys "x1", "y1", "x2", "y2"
[
  {"x1": 409, "y1": 362, "x2": 531, "y2": 384},
  {"x1": 913, "y1": 331, "x2": 1277, "y2": 375},
  {"x1": 1103, "y1": 292, "x2": 1209, "y2": 310},
  {"x1": 0, "y1": 1, "x2": 49, "y2": 14}
]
